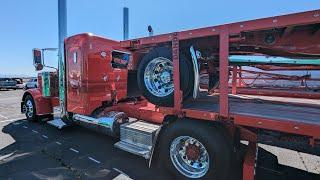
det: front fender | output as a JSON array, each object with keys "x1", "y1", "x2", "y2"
[{"x1": 21, "y1": 88, "x2": 55, "y2": 115}]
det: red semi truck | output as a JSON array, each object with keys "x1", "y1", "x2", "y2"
[{"x1": 21, "y1": 2, "x2": 320, "y2": 179}]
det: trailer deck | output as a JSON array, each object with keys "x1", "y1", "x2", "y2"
[
  {"x1": 160, "y1": 92, "x2": 320, "y2": 138},
  {"x1": 185, "y1": 92, "x2": 319, "y2": 124},
  {"x1": 212, "y1": 93, "x2": 319, "y2": 136}
]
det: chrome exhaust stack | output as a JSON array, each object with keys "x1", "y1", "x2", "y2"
[
  {"x1": 73, "y1": 112, "x2": 129, "y2": 137},
  {"x1": 123, "y1": 7, "x2": 129, "y2": 40}
]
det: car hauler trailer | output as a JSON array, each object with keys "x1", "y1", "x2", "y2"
[{"x1": 21, "y1": 1, "x2": 320, "y2": 178}]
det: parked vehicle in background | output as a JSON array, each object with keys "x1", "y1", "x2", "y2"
[
  {"x1": 24, "y1": 78, "x2": 38, "y2": 90},
  {"x1": 14, "y1": 78, "x2": 24, "y2": 89},
  {"x1": 0, "y1": 78, "x2": 17, "y2": 90}
]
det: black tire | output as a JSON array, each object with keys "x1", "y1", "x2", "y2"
[
  {"x1": 24, "y1": 95, "x2": 38, "y2": 122},
  {"x1": 137, "y1": 46, "x2": 194, "y2": 107},
  {"x1": 159, "y1": 119, "x2": 232, "y2": 180}
]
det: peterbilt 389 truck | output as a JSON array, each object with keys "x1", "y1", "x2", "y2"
[{"x1": 21, "y1": 1, "x2": 320, "y2": 179}]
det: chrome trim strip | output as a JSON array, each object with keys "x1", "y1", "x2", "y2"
[
  {"x1": 190, "y1": 46, "x2": 200, "y2": 99},
  {"x1": 112, "y1": 50, "x2": 131, "y2": 55}
]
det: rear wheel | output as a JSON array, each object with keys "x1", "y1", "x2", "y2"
[
  {"x1": 137, "y1": 46, "x2": 194, "y2": 106},
  {"x1": 24, "y1": 95, "x2": 38, "y2": 122},
  {"x1": 159, "y1": 120, "x2": 232, "y2": 179}
]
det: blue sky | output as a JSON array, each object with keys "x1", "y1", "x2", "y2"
[{"x1": 0, "y1": 0, "x2": 318, "y2": 76}]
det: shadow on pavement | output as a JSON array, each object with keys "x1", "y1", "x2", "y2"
[
  {"x1": 0, "y1": 120, "x2": 76, "y2": 179},
  {"x1": 256, "y1": 147, "x2": 319, "y2": 180},
  {"x1": 0, "y1": 120, "x2": 170, "y2": 180},
  {"x1": 0, "y1": 120, "x2": 319, "y2": 180}
]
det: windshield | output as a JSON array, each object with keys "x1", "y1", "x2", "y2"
[{"x1": 42, "y1": 50, "x2": 58, "y2": 71}]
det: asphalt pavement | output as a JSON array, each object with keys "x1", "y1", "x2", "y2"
[
  {"x1": 0, "y1": 90, "x2": 319, "y2": 179},
  {"x1": 0, "y1": 90, "x2": 25, "y2": 121}
]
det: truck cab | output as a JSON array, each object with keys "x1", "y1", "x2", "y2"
[
  {"x1": 64, "y1": 33, "x2": 131, "y2": 115},
  {"x1": 22, "y1": 33, "x2": 133, "y2": 119}
]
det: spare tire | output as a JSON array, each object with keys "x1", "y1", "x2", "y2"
[{"x1": 137, "y1": 46, "x2": 194, "y2": 106}]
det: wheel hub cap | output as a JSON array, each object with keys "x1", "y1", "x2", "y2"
[
  {"x1": 144, "y1": 57, "x2": 174, "y2": 97},
  {"x1": 25, "y1": 100, "x2": 34, "y2": 118},
  {"x1": 160, "y1": 71, "x2": 171, "y2": 84},
  {"x1": 186, "y1": 144, "x2": 201, "y2": 161},
  {"x1": 170, "y1": 136, "x2": 210, "y2": 178}
]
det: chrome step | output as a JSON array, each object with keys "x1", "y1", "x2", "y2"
[
  {"x1": 114, "y1": 121, "x2": 161, "y2": 159},
  {"x1": 114, "y1": 141, "x2": 151, "y2": 159},
  {"x1": 47, "y1": 118, "x2": 67, "y2": 129}
]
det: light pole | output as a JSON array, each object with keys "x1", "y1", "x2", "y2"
[{"x1": 58, "y1": 0, "x2": 67, "y2": 119}]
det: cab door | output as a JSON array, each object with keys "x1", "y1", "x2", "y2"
[{"x1": 66, "y1": 47, "x2": 84, "y2": 113}]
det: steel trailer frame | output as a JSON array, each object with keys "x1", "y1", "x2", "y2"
[
  {"x1": 119, "y1": 9, "x2": 320, "y2": 137},
  {"x1": 119, "y1": 9, "x2": 320, "y2": 180},
  {"x1": 229, "y1": 67, "x2": 320, "y2": 98}
]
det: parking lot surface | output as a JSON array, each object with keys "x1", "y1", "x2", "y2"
[
  {"x1": 0, "y1": 90, "x2": 319, "y2": 179},
  {"x1": 0, "y1": 90, "x2": 25, "y2": 121}
]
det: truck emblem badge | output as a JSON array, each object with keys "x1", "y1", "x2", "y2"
[
  {"x1": 100, "y1": 51, "x2": 107, "y2": 58},
  {"x1": 103, "y1": 75, "x2": 108, "y2": 81}
]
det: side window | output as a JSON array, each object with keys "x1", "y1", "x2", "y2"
[{"x1": 111, "y1": 51, "x2": 130, "y2": 69}]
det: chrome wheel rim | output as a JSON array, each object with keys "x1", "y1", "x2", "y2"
[
  {"x1": 144, "y1": 57, "x2": 173, "y2": 97},
  {"x1": 170, "y1": 136, "x2": 210, "y2": 179},
  {"x1": 25, "y1": 100, "x2": 34, "y2": 118}
]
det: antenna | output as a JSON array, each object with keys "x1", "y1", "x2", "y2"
[
  {"x1": 148, "y1": 25, "x2": 153, "y2": 37},
  {"x1": 123, "y1": 7, "x2": 129, "y2": 40}
]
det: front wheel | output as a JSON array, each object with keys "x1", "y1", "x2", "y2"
[
  {"x1": 159, "y1": 120, "x2": 232, "y2": 179},
  {"x1": 24, "y1": 95, "x2": 38, "y2": 121}
]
